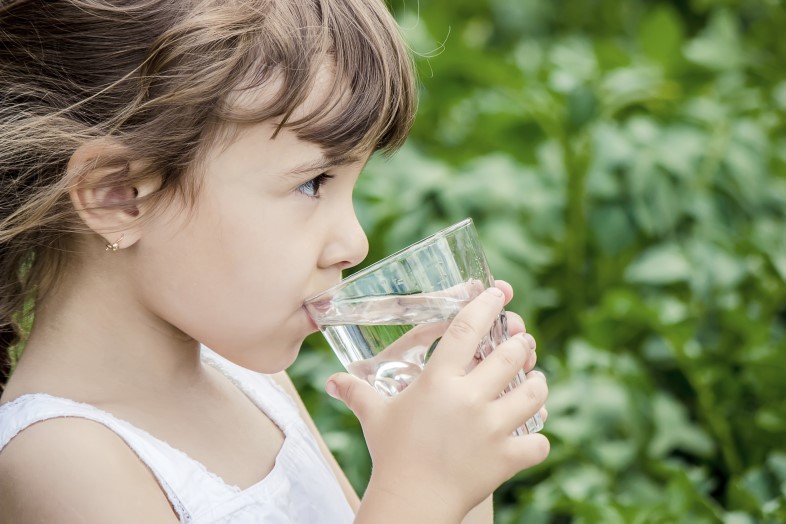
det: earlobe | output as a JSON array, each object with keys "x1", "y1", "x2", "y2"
[
  {"x1": 67, "y1": 139, "x2": 158, "y2": 251},
  {"x1": 104, "y1": 233, "x2": 125, "y2": 252}
]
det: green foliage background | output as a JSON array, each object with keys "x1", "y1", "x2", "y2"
[{"x1": 290, "y1": 0, "x2": 786, "y2": 522}]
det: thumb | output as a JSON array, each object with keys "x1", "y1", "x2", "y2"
[{"x1": 326, "y1": 372, "x2": 380, "y2": 423}]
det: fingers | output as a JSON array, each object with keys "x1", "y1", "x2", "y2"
[
  {"x1": 493, "y1": 280, "x2": 514, "y2": 305},
  {"x1": 426, "y1": 287, "x2": 506, "y2": 374},
  {"x1": 326, "y1": 372, "x2": 382, "y2": 423},
  {"x1": 377, "y1": 321, "x2": 448, "y2": 363},
  {"x1": 500, "y1": 311, "x2": 537, "y2": 371},
  {"x1": 505, "y1": 311, "x2": 526, "y2": 336},
  {"x1": 469, "y1": 333, "x2": 535, "y2": 397},
  {"x1": 523, "y1": 343, "x2": 538, "y2": 372},
  {"x1": 492, "y1": 370, "x2": 548, "y2": 433},
  {"x1": 502, "y1": 433, "x2": 551, "y2": 472}
]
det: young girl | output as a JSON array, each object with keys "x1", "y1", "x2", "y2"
[{"x1": 0, "y1": 1, "x2": 549, "y2": 522}]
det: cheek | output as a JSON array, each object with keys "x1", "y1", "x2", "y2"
[{"x1": 133, "y1": 197, "x2": 315, "y2": 355}]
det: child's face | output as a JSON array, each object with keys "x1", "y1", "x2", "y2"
[{"x1": 133, "y1": 119, "x2": 370, "y2": 372}]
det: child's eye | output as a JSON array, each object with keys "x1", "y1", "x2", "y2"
[{"x1": 297, "y1": 173, "x2": 334, "y2": 199}]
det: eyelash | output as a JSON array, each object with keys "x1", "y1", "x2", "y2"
[{"x1": 297, "y1": 173, "x2": 334, "y2": 199}]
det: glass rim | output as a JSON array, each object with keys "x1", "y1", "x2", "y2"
[{"x1": 305, "y1": 217, "x2": 474, "y2": 303}]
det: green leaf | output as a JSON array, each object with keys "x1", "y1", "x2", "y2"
[
  {"x1": 599, "y1": 66, "x2": 665, "y2": 116},
  {"x1": 683, "y1": 10, "x2": 745, "y2": 71},
  {"x1": 654, "y1": 126, "x2": 708, "y2": 179},
  {"x1": 648, "y1": 393, "x2": 716, "y2": 459},
  {"x1": 625, "y1": 244, "x2": 691, "y2": 285},
  {"x1": 686, "y1": 240, "x2": 748, "y2": 294},
  {"x1": 547, "y1": 38, "x2": 598, "y2": 93},
  {"x1": 590, "y1": 205, "x2": 635, "y2": 255},
  {"x1": 639, "y1": 5, "x2": 686, "y2": 72}
]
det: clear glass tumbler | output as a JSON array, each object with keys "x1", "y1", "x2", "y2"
[{"x1": 304, "y1": 218, "x2": 543, "y2": 435}]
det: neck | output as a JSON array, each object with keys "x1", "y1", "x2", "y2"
[{"x1": 5, "y1": 257, "x2": 205, "y2": 403}]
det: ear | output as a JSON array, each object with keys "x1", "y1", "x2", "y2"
[{"x1": 67, "y1": 139, "x2": 160, "y2": 251}]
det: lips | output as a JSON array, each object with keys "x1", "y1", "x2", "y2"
[
  {"x1": 302, "y1": 305, "x2": 320, "y2": 332},
  {"x1": 303, "y1": 296, "x2": 332, "y2": 314}
]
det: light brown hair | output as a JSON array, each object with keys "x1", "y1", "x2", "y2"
[{"x1": 0, "y1": 0, "x2": 417, "y2": 388}]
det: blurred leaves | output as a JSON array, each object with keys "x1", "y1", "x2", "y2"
[{"x1": 290, "y1": 0, "x2": 786, "y2": 521}]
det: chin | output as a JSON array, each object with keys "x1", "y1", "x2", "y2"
[
  {"x1": 234, "y1": 341, "x2": 304, "y2": 374},
  {"x1": 277, "y1": 342, "x2": 304, "y2": 371}
]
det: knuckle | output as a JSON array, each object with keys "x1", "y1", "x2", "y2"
[
  {"x1": 416, "y1": 371, "x2": 439, "y2": 392},
  {"x1": 500, "y1": 348, "x2": 523, "y2": 374},
  {"x1": 499, "y1": 336, "x2": 528, "y2": 371},
  {"x1": 448, "y1": 318, "x2": 477, "y2": 339},
  {"x1": 526, "y1": 376, "x2": 548, "y2": 405},
  {"x1": 487, "y1": 413, "x2": 509, "y2": 437},
  {"x1": 343, "y1": 380, "x2": 356, "y2": 404},
  {"x1": 525, "y1": 382, "x2": 540, "y2": 405},
  {"x1": 461, "y1": 387, "x2": 484, "y2": 410},
  {"x1": 344, "y1": 381, "x2": 366, "y2": 416}
]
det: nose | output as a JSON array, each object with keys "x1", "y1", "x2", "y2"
[{"x1": 319, "y1": 208, "x2": 369, "y2": 271}]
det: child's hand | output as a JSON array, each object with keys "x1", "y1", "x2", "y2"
[{"x1": 326, "y1": 282, "x2": 549, "y2": 523}]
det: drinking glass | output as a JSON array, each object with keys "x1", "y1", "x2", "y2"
[{"x1": 304, "y1": 218, "x2": 543, "y2": 435}]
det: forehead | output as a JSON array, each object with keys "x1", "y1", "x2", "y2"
[
  {"x1": 214, "y1": 63, "x2": 361, "y2": 166},
  {"x1": 229, "y1": 62, "x2": 344, "y2": 121}
]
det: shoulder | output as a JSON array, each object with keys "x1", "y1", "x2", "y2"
[{"x1": 0, "y1": 417, "x2": 179, "y2": 524}]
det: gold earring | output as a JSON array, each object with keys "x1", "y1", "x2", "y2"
[{"x1": 105, "y1": 233, "x2": 125, "y2": 252}]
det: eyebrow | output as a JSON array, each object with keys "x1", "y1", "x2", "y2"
[{"x1": 283, "y1": 154, "x2": 362, "y2": 179}]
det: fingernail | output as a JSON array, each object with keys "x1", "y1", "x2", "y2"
[
  {"x1": 326, "y1": 381, "x2": 339, "y2": 399},
  {"x1": 486, "y1": 287, "x2": 504, "y2": 297},
  {"x1": 525, "y1": 347, "x2": 536, "y2": 367},
  {"x1": 524, "y1": 333, "x2": 537, "y2": 350}
]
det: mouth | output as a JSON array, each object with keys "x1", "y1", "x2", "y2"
[{"x1": 302, "y1": 305, "x2": 320, "y2": 332}]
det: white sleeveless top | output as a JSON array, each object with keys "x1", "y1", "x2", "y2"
[{"x1": 0, "y1": 348, "x2": 356, "y2": 523}]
